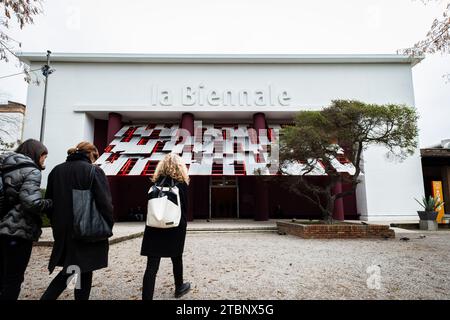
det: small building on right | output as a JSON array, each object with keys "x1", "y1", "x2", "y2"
[{"x1": 421, "y1": 139, "x2": 450, "y2": 222}]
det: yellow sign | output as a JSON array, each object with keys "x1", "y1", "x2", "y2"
[{"x1": 432, "y1": 181, "x2": 445, "y2": 223}]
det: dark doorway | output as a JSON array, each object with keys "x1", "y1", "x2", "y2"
[{"x1": 210, "y1": 177, "x2": 238, "y2": 219}]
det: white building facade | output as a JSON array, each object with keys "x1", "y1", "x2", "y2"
[{"x1": 19, "y1": 53, "x2": 424, "y2": 222}]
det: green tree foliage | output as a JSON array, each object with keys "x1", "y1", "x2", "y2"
[
  {"x1": 0, "y1": 0, "x2": 43, "y2": 82},
  {"x1": 279, "y1": 100, "x2": 419, "y2": 223}
]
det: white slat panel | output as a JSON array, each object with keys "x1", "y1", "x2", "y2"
[
  {"x1": 235, "y1": 153, "x2": 245, "y2": 162},
  {"x1": 259, "y1": 136, "x2": 270, "y2": 145},
  {"x1": 213, "y1": 153, "x2": 224, "y2": 160},
  {"x1": 223, "y1": 155, "x2": 235, "y2": 165},
  {"x1": 123, "y1": 137, "x2": 142, "y2": 154},
  {"x1": 110, "y1": 137, "x2": 122, "y2": 145},
  {"x1": 183, "y1": 136, "x2": 193, "y2": 145},
  {"x1": 202, "y1": 153, "x2": 213, "y2": 164},
  {"x1": 170, "y1": 127, "x2": 180, "y2": 137},
  {"x1": 99, "y1": 162, "x2": 115, "y2": 175},
  {"x1": 96, "y1": 152, "x2": 111, "y2": 165},
  {"x1": 223, "y1": 140, "x2": 234, "y2": 154},
  {"x1": 114, "y1": 125, "x2": 131, "y2": 137},
  {"x1": 149, "y1": 152, "x2": 167, "y2": 161},
  {"x1": 223, "y1": 163, "x2": 234, "y2": 175},
  {"x1": 234, "y1": 127, "x2": 247, "y2": 137},
  {"x1": 160, "y1": 128, "x2": 173, "y2": 137},
  {"x1": 172, "y1": 144, "x2": 185, "y2": 154},
  {"x1": 140, "y1": 140, "x2": 157, "y2": 154},
  {"x1": 236, "y1": 137, "x2": 246, "y2": 151},
  {"x1": 188, "y1": 163, "x2": 212, "y2": 175},
  {"x1": 243, "y1": 152, "x2": 256, "y2": 164},
  {"x1": 193, "y1": 142, "x2": 203, "y2": 153},
  {"x1": 133, "y1": 126, "x2": 146, "y2": 136},
  {"x1": 248, "y1": 141, "x2": 259, "y2": 153},
  {"x1": 203, "y1": 140, "x2": 214, "y2": 154},
  {"x1": 106, "y1": 157, "x2": 129, "y2": 176},
  {"x1": 128, "y1": 158, "x2": 149, "y2": 175},
  {"x1": 330, "y1": 157, "x2": 356, "y2": 175},
  {"x1": 259, "y1": 152, "x2": 269, "y2": 164},
  {"x1": 181, "y1": 152, "x2": 193, "y2": 164},
  {"x1": 140, "y1": 128, "x2": 153, "y2": 137},
  {"x1": 163, "y1": 140, "x2": 176, "y2": 151}
]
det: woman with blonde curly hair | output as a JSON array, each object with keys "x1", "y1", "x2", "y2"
[{"x1": 140, "y1": 153, "x2": 191, "y2": 300}]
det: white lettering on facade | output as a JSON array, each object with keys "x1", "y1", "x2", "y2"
[{"x1": 150, "y1": 84, "x2": 292, "y2": 107}]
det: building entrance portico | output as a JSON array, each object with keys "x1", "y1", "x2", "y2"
[
  {"x1": 18, "y1": 53, "x2": 425, "y2": 222},
  {"x1": 209, "y1": 176, "x2": 239, "y2": 219}
]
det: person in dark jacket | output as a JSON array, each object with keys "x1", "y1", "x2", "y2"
[
  {"x1": 0, "y1": 139, "x2": 52, "y2": 300},
  {"x1": 40, "y1": 141, "x2": 114, "y2": 300},
  {"x1": 141, "y1": 153, "x2": 191, "y2": 300}
]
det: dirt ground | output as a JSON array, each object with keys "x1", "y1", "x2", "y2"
[{"x1": 20, "y1": 231, "x2": 450, "y2": 300}]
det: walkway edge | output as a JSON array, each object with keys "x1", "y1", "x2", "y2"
[{"x1": 33, "y1": 228, "x2": 277, "y2": 247}]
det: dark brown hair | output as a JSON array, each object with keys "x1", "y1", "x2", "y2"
[{"x1": 16, "y1": 139, "x2": 48, "y2": 169}]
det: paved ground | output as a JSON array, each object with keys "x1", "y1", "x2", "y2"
[
  {"x1": 37, "y1": 219, "x2": 421, "y2": 244},
  {"x1": 38, "y1": 222, "x2": 146, "y2": 245},
  {"x1": 21, "y1": 230, "x2": 450, "y2": 300},
  {"x1": 37, "y1": 220, "x2": 279, "y2": 244}
]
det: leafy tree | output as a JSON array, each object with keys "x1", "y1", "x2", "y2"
[
  {"x1": 405, "y1": 0, "x2": 450, "y2": 56},
  {"x1": 279, "y1": 100, "x2": 419, "y2": 223},
  {"x1": 401, "y1": 0, "x2": 450, "y2": 80},
  {"x1": 0, "y1": 0, "x2": 43, "y2": 82}
]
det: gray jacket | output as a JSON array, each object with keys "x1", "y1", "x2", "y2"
[{"x1": 0, "y1": 152, "x2": 52, "y2": 241}]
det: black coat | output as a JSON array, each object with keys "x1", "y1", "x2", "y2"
[
  {"x1": 45, "y1": 152, "x2": 114, "y2": 273},
  {"x1": 141, "y1": 176, "x2": 188, "y2": 257}
]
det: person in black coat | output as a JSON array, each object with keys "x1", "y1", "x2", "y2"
[
  {"x1": 141, "y1": 153, "x2": 191, "y2": 300},
  {"x1": 0, "y1": 139, "x2": 52, "y2": 300},
  {"x1": 41, "y1": 141, "x2": 114, "y2": 300}
]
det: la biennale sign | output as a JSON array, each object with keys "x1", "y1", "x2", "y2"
[{"x1": 150, "y1": 84, "x2": 292, "y2": 107}]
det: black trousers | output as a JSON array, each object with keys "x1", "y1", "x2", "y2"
[
  {"x1": 0, "y1": 235, "x2": 33, "y2": 300},
  {"x1": 40, "y1": 269, "x2": 93, "y2": 300},
  {"x1": 142, "y1": 256, "x2": 183, "y2": 300}
]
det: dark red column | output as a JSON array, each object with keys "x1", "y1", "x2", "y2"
[
  {"x1": 332, "y1": 178, "x2": 345, "y2": 221},
  {"x1": 180, "y1": 112, "x2": 195, "y2": 221},
  {"x1": 180, "y1": 112, "x2": 194, "y2": 136},
  {"x1": 107, "y1": 112, "x2": 122, "y2": 144},
  {"x1": 106, "y1": 113, "x2": 122, "y2": 221},
  {"x1": 252, "y1": 113, "x2": 269, "y2": 221},
  {"x1": 253, "y1": 112, "x2": 266, "y2": 142},
  {"x1": 93, "y1": 119, "x2": 108, "y2": 154}
]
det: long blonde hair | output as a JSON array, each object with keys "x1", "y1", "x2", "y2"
[{"x1": 152, "y1": 153, "x2": 190, "y2": 185}]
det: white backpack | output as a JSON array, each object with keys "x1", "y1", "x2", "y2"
[{"x1": 146, "y1": 177, "x2": 181, "y2": 228}]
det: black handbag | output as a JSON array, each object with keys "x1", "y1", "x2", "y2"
[{"x1": 72, "y1": 166, "x2": 113, "y2": 242}]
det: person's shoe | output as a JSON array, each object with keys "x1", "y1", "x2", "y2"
[{"x1": 175, "y1": 282, "x2": 191, "y2": 298}]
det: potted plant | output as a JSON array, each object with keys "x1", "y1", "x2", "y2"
[
  {"x1": 415, "y1": 196, "x2": 444, "y2": 231},
  {"x1": 415, "y1": 196, "x2": 444, "y2": 220}
]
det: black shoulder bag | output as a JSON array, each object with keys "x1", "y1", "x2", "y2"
[{"x1": 72, "y1": 165, "x2": 113, "y2": 242}]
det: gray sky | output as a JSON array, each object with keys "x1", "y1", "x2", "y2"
[{"x1": 0, "y1": 0, "x2": 449, "y2": 147}]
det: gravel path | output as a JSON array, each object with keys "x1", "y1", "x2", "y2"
[{"x1": 20, "y1": 231, "x2": 450, "y2": 300}]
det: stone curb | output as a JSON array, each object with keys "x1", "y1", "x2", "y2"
[
  {"x1": 33, "y1": 228, "x2": 278, "y2": 247},
  {"x1": 33, "y1": 231, "x2": 145, "y2": 247}
]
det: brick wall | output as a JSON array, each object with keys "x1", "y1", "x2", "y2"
[{"x1": 277, "y1": 221, "x2": 395, "y2": 239}]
